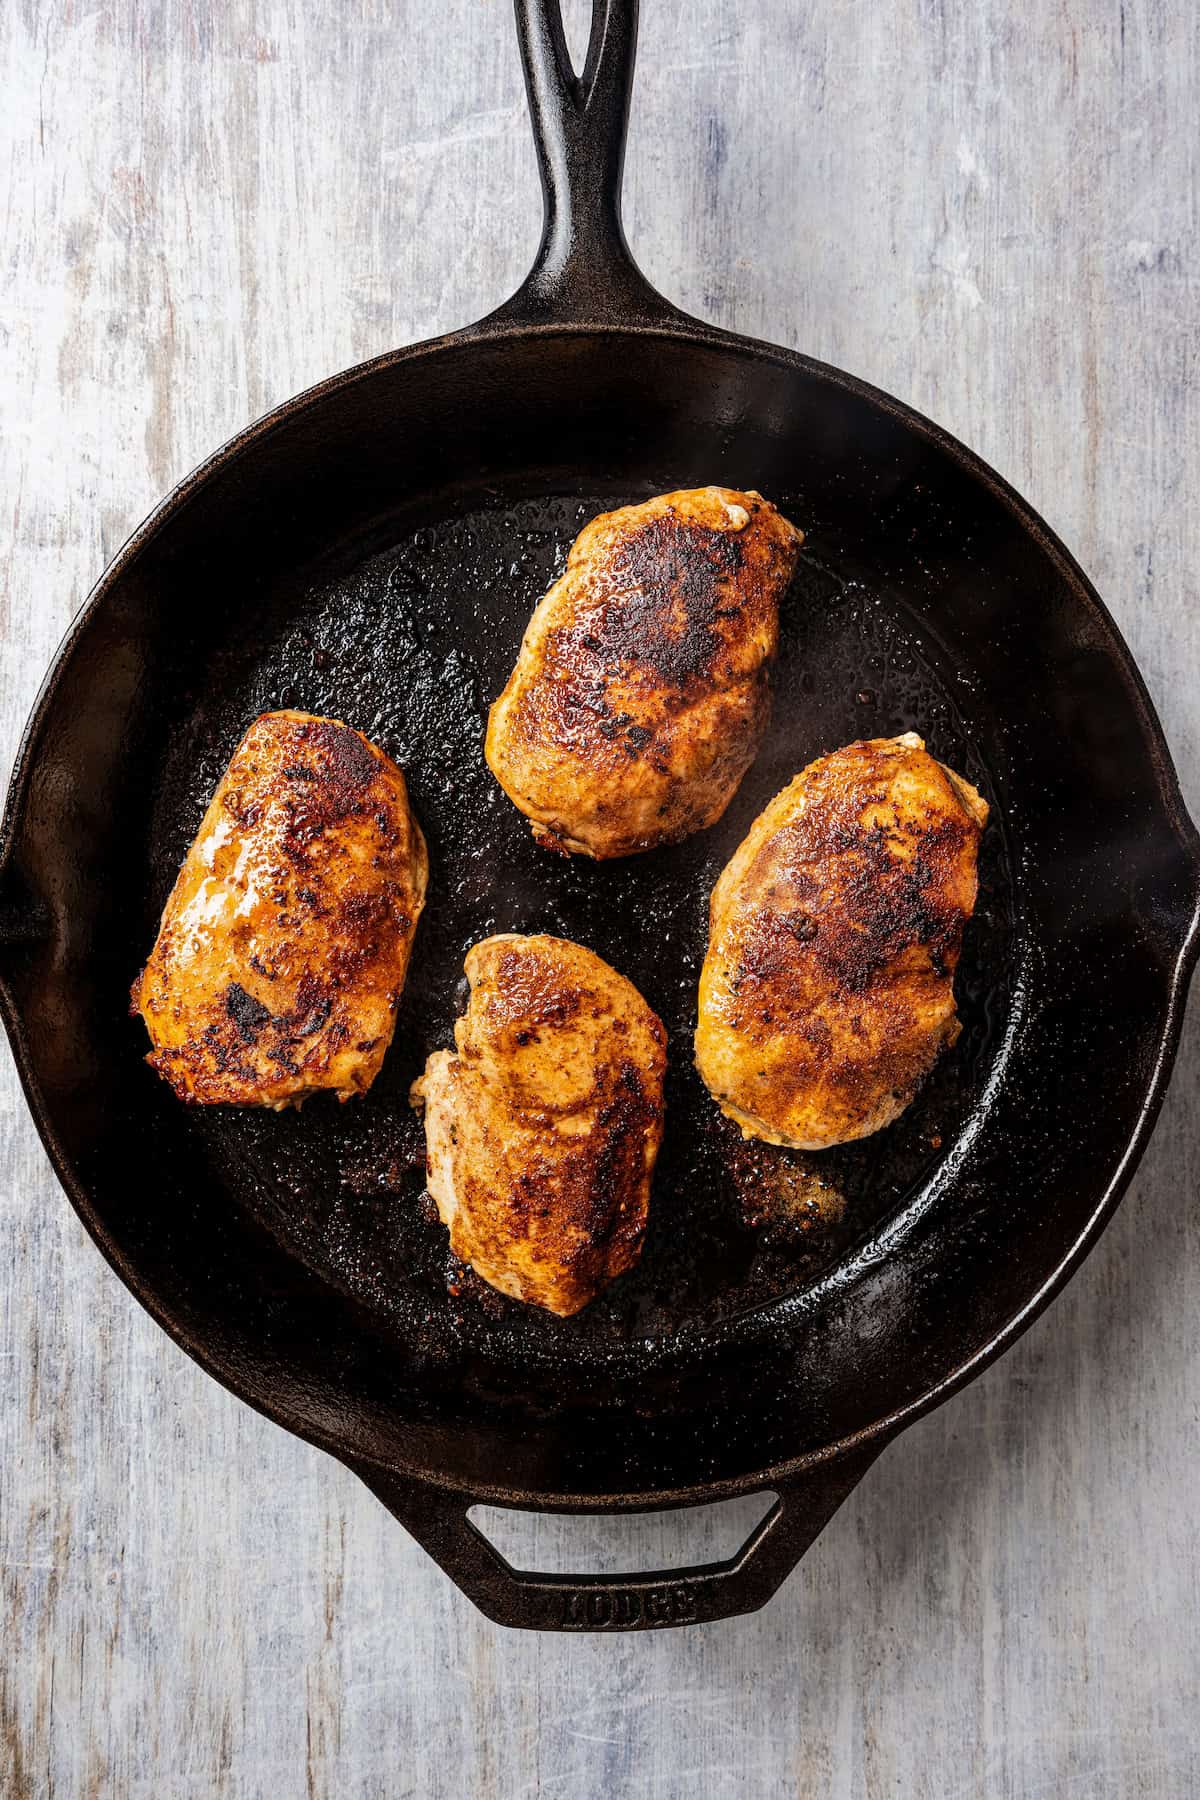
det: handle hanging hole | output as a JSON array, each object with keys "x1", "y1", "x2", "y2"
[
  {"x1": 468, "y1": 1492, "x2": 778, "y2": 1576},
  {"x1": 559, "y1": 0, "x2": 594, "y2": 78}
]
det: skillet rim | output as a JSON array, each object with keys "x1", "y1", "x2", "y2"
[{"x1": 2, "y1": 312, "x2": 1198, "y2": 1510}]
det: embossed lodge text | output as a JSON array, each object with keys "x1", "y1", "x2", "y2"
[{"x1": 559, "y1": 1585, "x2": 699, "y2": 1628}]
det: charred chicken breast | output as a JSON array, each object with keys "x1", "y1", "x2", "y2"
[
  {"x1": 695, "y1": 733, "x2": 988, "y2": 1149},
  {"x1": 486, "y1": 487, "x2": 803, "y2": 859},
  {"x1": 133, "y1": 710, "x2": 428, "y2": 1107},
  {"x1": 411, "y1": 934, "x2": 667, "y2": 1316}
]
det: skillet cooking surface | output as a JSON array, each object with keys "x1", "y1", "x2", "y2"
[{"x1": 145, "y1": 483, "x2": 1019, "y2": 1365}]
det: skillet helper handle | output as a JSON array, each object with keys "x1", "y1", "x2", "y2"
[
  {"x1": 491, "y1": 0, "x2": 680, "y2": 327},
  {"x1": 350, "y1": 1443, "x2": 884, "y2": 1632}
]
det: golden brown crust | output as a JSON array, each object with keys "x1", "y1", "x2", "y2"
[
  {"x1": 132, "y1": 710, "x2": 428, "y2": 1107},
  {"x1": 411, "y1": 934, "x2": 667, "y2": 1317},
  {"x1": 694, "y1": 734, "x2": 988, "y2": 1149},
  {"x1": 485, "y1": 487, "x2": 803, "y2": 858}
]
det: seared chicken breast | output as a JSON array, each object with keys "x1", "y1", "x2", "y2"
[
  {"x1": 411, "y1": 934, "x2": 666, "y2": 1316},
  {"x1": 486, "y1": 487, "x2": 803, "y2": 859},
  {"x1": 695, "y1": 733, "x2": 988, "y2": 1149},
  {"x1": 133, "y1": 710, "x2": 428, "y2": 1107}
]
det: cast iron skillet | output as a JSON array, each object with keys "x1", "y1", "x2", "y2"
[{"x1": 2, "y1": 0, "x2": 1198, "y2": 1632}]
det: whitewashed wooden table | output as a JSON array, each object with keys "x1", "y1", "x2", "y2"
[{"x1": 3, "y1": 2, "x2": 1198, "y2": 1794}]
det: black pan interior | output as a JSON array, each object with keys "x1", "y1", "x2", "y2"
[
  {"x1": 148, "y1": 485, "x2": 1017, "y2": 1357},
  {"x1": 6, "y1": 329, "x2": 1195, "y2": 1496}
]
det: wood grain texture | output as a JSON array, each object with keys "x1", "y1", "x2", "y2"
[{"x1": 2, "y1": 0, "x2": 1197, "y2": 1794}]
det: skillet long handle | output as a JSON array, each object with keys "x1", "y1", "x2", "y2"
[
  {"x1": 489, "y1": 0, "x2": 680, "y2": 327},
  {"x1": 349, "y1": 1443, "x2": 885, "y2": 1632}
]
